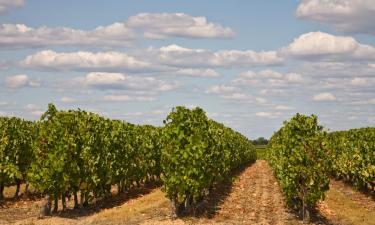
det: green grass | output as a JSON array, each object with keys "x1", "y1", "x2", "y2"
[{"x1": 255, "y1": 145, "x2": 268, "y2": 160}]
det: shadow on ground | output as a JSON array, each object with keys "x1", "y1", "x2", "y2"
[
  {"x1": 55, "y1": 181, "x2": 162, "y2": 219},
  {"x1": 183, "y1": 161, "x2": 257, "y2": 219}
]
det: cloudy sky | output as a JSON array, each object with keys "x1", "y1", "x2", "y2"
[{"x1": 0, "y1": 0, "x2": 374, "y2": 138}]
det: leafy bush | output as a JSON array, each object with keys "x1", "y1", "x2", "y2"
[
  {"x1": 267, "y1": 114, "x2": 330, "y2": 220},
  {"x1": 0, "y1": 117, "x2": 34, "y2": 198},
  {"x1": 161, "y1": 106, "x2": 256, "y2": 216},
  {"x1": 28, "y1": 104, "x2": 162, "y2": 210},
  {"x1": 327, "y1": 128, "x2": 375, "y2": 192}
]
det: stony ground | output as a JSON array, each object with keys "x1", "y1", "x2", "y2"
[{"x1": 1, "y1": 160, "x2": 374, "y2": 225}]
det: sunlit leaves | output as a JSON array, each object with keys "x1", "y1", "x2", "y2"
[{"x1": 267, "y1": 114, "x2": 330, "y2": 211}]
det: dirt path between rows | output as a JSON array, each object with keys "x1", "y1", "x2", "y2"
[
  {"x1": 210, "y1": 160, "x2": 294, "y2": 224},
  {"x1": 2, "y1": 160, "x2": 374, "y2": 225}
]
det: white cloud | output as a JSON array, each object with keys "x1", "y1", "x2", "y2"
[
  {"x1": 21, "y1": 50, "x2": 155, "y2": 72},
  {"x1": 60, "y1": 97, "x2": 77, "y2": 103},
  {"x1": 285, "y1": 73, "x2": 303, "y2": 82},
  {"x1": 206, "y1": 85, "x2": 238, "y2": 94},
  {"x1": 223, "y1": 93, "x2": 251, "y2": 101},
  {"x1": 296, "y1": 0, "x2": 375, "y2": 36},
  {"x1": 231, "y1": 70, "x2": 304, "y2": 87},
  {"x1": 175, "y1": 68, "x2": 221, "y2": 77},
  {"x1": 24, "y1": 104, "x2": 43, "y2": 117},
  {"x1": 104, "y1": 95, "x2": 155, "y2": 102},
  {"x1": 0, "y1": 0, "x2": 24, "y2": 13},
  {"x1": 350, "y1": 98, "x2": 375, "y2": 105},
  {"x1": 0, "y1": 101, "x2": 8, "y2": 106},
  {"x1": 255, "y1": 112, "x2": 282, "y2": 119},
  {"x1": 5, "y1": 74, "x2": 40, "y2": 88},
  {"x1": 350, "y1": 77, "x2": 369, "y2": 86},
  {"x1": 147, "y1": 44, "x2": 283, "y2": 68},
  {"x1": 0, "y1": 13, "x2": 236, "y2": 48},
  {"x1": 259, "y1": 89, "x2": 287, "y2": 96},
  {"x1": 76, "y1": 72, "x2": 178, "y2": 92},
  {"x1": 0, "y1": 23, "x2": 135, "y2": 48},
  {"x1": 127, "y1": 13, "x2": 235, "y2": 39},
  {"x1": 21, "y1": 45, "x2": 283, "y2": 73},
  {"x1": 312, "y1": 92, "x2": 337, "y2": 101},
  {"x1": 274, "y1": 105, "x2": 295, "y2": 110},
  {"x1": 281, "y1": 32, "x2": 375, "y2": 61},
  {"x1": 5, "y1": 74, "x2": 28, "y2": 88},
  {"x1": 206, "y1": 85, "x2": 262, "y2": 103},
  {"x1": 31, "y1": 110, "x2": 44, "y2": 116},
  {"x1": 255, "y1": 97, "x2": 267, "y2": 104},
  {"x1": 239, "y1": 70, "x2": 283, "y2": 79}
]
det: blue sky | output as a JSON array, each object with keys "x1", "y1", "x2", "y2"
[{"x1": 0, "y1": 0, "x2": 375, "y2": 138}]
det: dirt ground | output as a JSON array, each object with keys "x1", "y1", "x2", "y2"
[{"x1": 1, "y1": 160, "x2": 374, "y2": 225}]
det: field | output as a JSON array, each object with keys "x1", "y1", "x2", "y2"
[
  {"x1": 0, "y1": 160, "x2": 374, "y2": 225},
  {"x1": 255, "y1": 145, "x2": 268, "y2": 160},
  {"x1": 1, "y1": 108, "x2": 374, "y2": 225}
]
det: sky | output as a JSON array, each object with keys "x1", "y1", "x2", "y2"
[{"x1": 0, "y1": 0, "x2": 375, "y2": 139}]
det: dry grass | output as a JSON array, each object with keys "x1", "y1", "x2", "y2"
[
  {"x1": 81, "y1": 189, "x2": 170, "y2": 225},
  {"x1": 320, "y1": 183, "x2": 375, "y2": 225}
]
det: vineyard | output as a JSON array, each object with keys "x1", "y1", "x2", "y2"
[
  {"x1": 0, "y1": 105, "x2": 374, "y2": 225},
  {"x1": 267, "y1": 114, "x2": 374, "y2": 222},
  {"x1": 327, "y1": 128, "x2": 375, "y2": 192}
]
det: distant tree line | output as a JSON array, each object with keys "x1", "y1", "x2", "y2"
[{"x1": 252, "y1": 137, "x2": 268, "y2": 145}]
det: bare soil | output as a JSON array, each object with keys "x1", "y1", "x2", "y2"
[{"x1": 1, "y1": 160, "x2": 374, "y2": 225}]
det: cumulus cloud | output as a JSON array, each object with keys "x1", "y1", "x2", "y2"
[
  {"x1": 0, "y1": 0, "x2": 24, "y2": 13},
  {"x1": 103, "y1": 95, "x2": 155, "y2": 102},
  {"x1": 255, "y1": 112, "x2": 282, "y2": 119},
  {"x1": 21, "y1": 45, "x2": 282, "y2": 73},
  {"x1": 296, "y1": 0, "x2": 375, "y2": 36},
  {"x1": 21, "y1": 50, "x2": 156, "y2": 72},
  {"x1": 281, "y1": 32, "x2": 375, "y2": 61},
  {"x1": 0, "y1": 23, "x2": 135, "y2": 49},
  {"x1": 206, "y1": 84, "x2": 266, "y2": 104},
  {"x1": 175, "y1": 68, "x2": 221, "y2": 77},
  {"x1": 0, "y1": 12, "x2": 236, "y2": 49},
  {"x1": 146, "y1": 44, "x2": 283, "y2": 68},
  {"x1": 206, "y1": 85, "x2": 239, "y2": 94},
  {"x1": 259, "y1": 89, "x2": 287, "y2": 96},
  {"x1": 350, "y1": 77, "x2": 367, "y2": 86},
  {"x1": 5, "y1": 74, "x2": 40, "y2": 88},
  {"x1": 274, "y1": 105, "x2": 295, "y2": 110},
  {"x1": 238, "y1": 70, "x2": 283, "y2": 79},
  {"x1": 222, "y1": 93, "x2": 252, "y2": 101},
  {"x1": 231, "y1": 70, "x2": 304, "y2": 87},
  {"x1": 60, "y1": 97, "x2": 77, "y2": 103},
  {"x1": 75, "y1": 72, "x2": 179, "y2": 92},
  {"x1": 312, "y1": 92, "x2": 337, "y2": 101},
  {"x1": 127, "y1": 13, "x2": 235, "y2": 39},
  {"x1": 24, "y1": 104, "x2": 44, "y2": 117},
  {"x1": 350, "y1": 98, "x2": 375, "y2": 105}
]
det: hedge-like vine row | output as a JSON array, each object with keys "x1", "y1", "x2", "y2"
[
  {"x1": 29, "y1": 104, "x2": 161, "y2": 211},
  {"x1": 0, "y1": 117, "x2": 35, "y2": 199},
  {"x1": 327, "y1": 128, "x2": 375, "y2": 192},
  {"x1": 1, "y1": 104, "x2": 256, "y2": 216},
  {"x1": 267, "y1": 114, "x2": 330, "y2": 221},
  {"x1": 161, "y1": 106, "x2": 256, "y2": 216}
]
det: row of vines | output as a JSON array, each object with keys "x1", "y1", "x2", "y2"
[
  {"x1": 1, "y1": 103, "x2": 162, "y2": 212},
  {"x1": 267, "y1": 113, "x2": 374, "y2": 221},
  {"x1": 0, "y1": 104, "x2": 256, "y2": 216},
  {"x1": 327, "y1": 128, "x2": 375, "y2": 192},
  {"x1": 267, "y1": 114, "x2": 330, "y2": 221},
  {"x1": 161, "y1": 106, "x2": 256, "y2": 216}
]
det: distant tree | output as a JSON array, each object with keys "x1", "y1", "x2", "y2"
[{"x1": 253, "y1": 137, "x2": 268, "y2": 145}]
